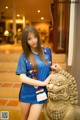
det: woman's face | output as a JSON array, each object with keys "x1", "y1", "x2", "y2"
[{"x1": 27, "y1": 32, "x2": 38, "y2": 48}]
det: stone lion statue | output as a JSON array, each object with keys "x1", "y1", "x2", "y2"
[{"x1": 44, "y1": 70, "x2": 80, "y2": 120}]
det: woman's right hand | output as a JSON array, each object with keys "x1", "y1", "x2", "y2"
[{"x1": 44, "y1": 74, "x2": 54, "y2": 86}]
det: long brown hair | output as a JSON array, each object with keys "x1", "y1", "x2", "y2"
[{"x1": 21, "y1": 25, "x2": 46, "y2": 70}]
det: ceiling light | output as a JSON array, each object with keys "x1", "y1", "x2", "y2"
[
  {"x1": 38, "y1": 10, "x2": 40, "y2": 13},
  {"x1": 17, "y1": 14, "x2": 20, "y2": 17},
  {"x1": 41, "y1": 17, "x2": 44, "y2": 20},
  {"x1": 5, "y1": 6, "x2": 8, "y2": 9}
]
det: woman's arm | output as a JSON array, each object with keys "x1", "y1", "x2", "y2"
[{"x1": 20, "y1": 74, "x2": 54, "y2": 86}]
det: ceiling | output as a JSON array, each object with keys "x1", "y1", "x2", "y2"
[{"x1": 0, "y1": 0, "x2": 53, "y2": 22}]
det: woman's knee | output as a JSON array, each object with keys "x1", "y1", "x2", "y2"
[
  {"x1": 27, "y1": 104, "x2": 43, "y2": 120},
  {"x1": 20, "y1": 102, "x2": 31, "y2": 120}
]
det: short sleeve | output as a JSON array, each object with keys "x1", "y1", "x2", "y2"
[{"x1": 16, "y1": 53, "x2": 27, "y2": 75}]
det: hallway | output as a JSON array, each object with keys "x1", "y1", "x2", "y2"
[
  {"x1": 0, "y1": 0, "x2": 80, "y2": 119},
  {"x1": 0, "y1": 43, "x2": 66, "y2": 120}
]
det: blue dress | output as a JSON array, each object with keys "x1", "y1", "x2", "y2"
[{"x1": 16, "y1": 47, "x2": 52, "y2": 104}]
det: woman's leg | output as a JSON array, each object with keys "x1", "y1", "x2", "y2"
[
  {"x1": 27, "y1": 104, "x2": 43, "y2": 120},
  {"x1": 20, "y1": 102, "x2": 31, "y2": 120}
]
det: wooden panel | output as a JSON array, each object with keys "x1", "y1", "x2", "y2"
[{"x1": 49, "y1": 0, "x2": 70, "y2": 53}]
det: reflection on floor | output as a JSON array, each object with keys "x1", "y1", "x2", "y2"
[{"x1": 0, "y1": 43, "x2": 66, "y2": 120}]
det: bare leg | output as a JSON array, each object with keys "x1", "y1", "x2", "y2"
[
  {"x1": 20, "y1": 102, "x2": 31, "y2": 120},
  {"x1": 27, "y1": 104, "x2": 43, "y2": 120}
]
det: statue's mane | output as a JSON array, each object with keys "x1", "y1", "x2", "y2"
[{"x1": 53, "y1": 70, "x2": 78, "y2": 105}]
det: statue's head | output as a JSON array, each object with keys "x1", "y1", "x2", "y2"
[{"x1": 47, "y1": 70, "x2": 78, "y2": 105}]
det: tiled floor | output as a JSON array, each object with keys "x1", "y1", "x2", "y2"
[
  {"x1": 0, "y1": 99, "x2": 7, "y2": 105},
  {"x1": 1, "y1": 83, "x2": 13, "y2": 87},
  {"x1": 0, "y1": 43, "x2": 21, "y2": 109},
  {"x1": 7, "y1": 100, "x2": 19, "y2": 106},
  {"x1": 0, "y1": 82, "x2": 20, "y2": 107},
  {"x1": 0, "y1": 99, "x2": 19, "y2": 106},
  {"x1": 0, "y1": 44, "x2": 22, "y2": 53},
  {"x1": 0, "y1": 83, "x2": 21, "y2": 88}
]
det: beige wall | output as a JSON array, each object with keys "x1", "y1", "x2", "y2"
[
  {"x1": 32, "y1": 22, "x2": 50, "y2": 43},
  {"x1": 32, "y1": 22, "x2": 50, "y2": 32},
  {"x1": 69, "y1": 3, "x2": 80, "y2": 105}
]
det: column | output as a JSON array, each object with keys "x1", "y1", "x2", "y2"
[
  {"x1": 23, "y1": 16, "x2": 26, "y2": 28},
  {"x1": 13, "y1": 5, "x2": 17, "y2": 44}
]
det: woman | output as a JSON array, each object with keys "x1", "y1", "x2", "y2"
[{"x1": 16, "y1": 25, "x2": 60, "y2": 120}]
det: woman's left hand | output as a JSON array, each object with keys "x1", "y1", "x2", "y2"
[{"x1": 51, "y1": 63, "x2": 62, "y2": 71}]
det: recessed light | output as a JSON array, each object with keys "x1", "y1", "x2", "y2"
[
  {"x1": 38, "y1": 10, "x2": 40, "y2": 13},
  {"x1": 5, "y1": 6, "x2": 8, "y2": 9},
  {"x1": 41, "y1": 17, "x2": 44, "y2": 20},
  {"x1": 17, "y1": 14, "x2": 20, "y2": 17}
]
